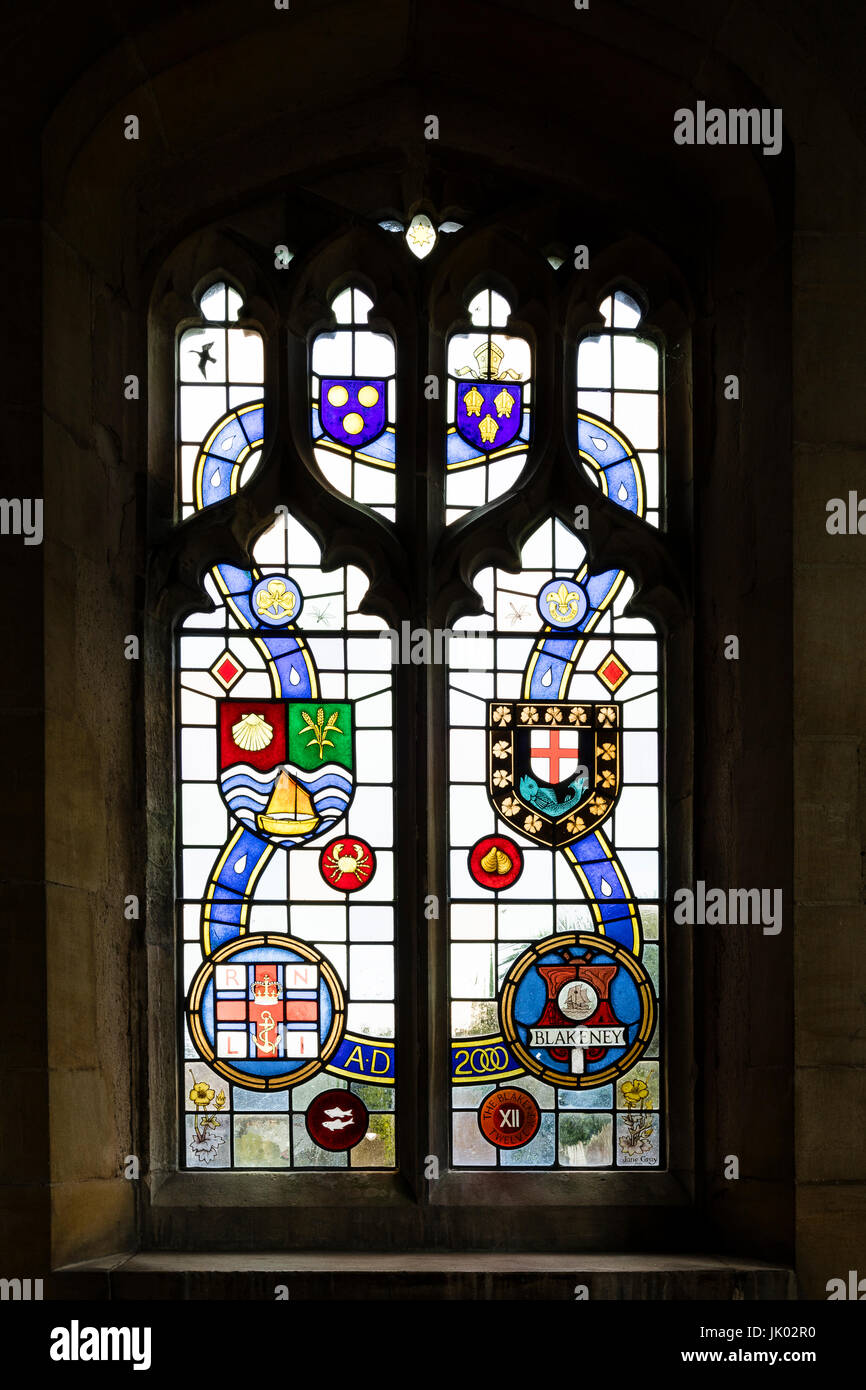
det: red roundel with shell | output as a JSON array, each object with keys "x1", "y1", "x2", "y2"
[
  {"x1": 468, "y1": 835, "x2": 524, "y2": 891},
  {"x1": 319, "y1": 836, "x2": 376, "y2": 891}
]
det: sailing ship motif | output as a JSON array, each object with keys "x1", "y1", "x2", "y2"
[
  {"x1": 217, "y1": 698, "x2": 355, "y2": 848},
  {"x1": 256, "y1": 768, "x2": 320, "y2": 837}
]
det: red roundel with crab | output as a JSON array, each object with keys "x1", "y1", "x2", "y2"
[
  {"x1": 319, "y1": 836, "x2": 376, "y2": 891},
  {"x1": 468, "y1": 835, "x2": 524, "y2": 891}
]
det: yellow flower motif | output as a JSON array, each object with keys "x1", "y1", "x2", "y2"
[
  {"x1": 621, "y1": 1078, "x2": 650, "y2": 1108},
  {"x1": 524, "y1": 813, "x2": 543, "y2": 834},
  {"x1": 598, "y1": 705, "x2": 617, "y2": 727},
  {"x1": 492, "y1": 769, "x2": 512, "y2": 787},
  {"x1": 589, "y1": 795, "x2": 609, "y2": 816},
  {"x1": 492, "y1": 705, "x2": 511, "y2": 725},
  {"x1": 568, "y1": 706, "x2": 588, "y2": 724},
  {"x1": 501, "y1": 796, "x2": 520, "y2": 818},
  {"x1": 544, "y1": 706, "x2": 562, "y2": 724},
  {"x1": 189, "y1": 1081, "x2": 215, "y2": 1108},
  {"x1": 520, "y1": 705, "x2": 539, "y2": 724},
  {"x1": 598, "y1": 741, "x2": 616, "y2": 760},
  {"x1": 492, "y1": 740, "x2": 509, "y2": 759},
  {"x1": 566, "y1": 815, "x2": 586, "y2": 835},
  {"x1": 598, "y1": 770, "x2": 616, "y2": 788}
]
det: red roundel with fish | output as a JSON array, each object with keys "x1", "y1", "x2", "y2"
[{"x1": 305, "y1": 1088, "x2": 369, "y2": 1151}]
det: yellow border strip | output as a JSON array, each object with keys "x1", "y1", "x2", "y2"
[
  {"x1": 313, "y1": 433, "x2": 397, "y2": 471},
  {"x1": 577, "y1": 411, "x2": 647, "y2": 521},
  {"x1": 193, "y1": 403, "x2": 263, "y2": 511}
]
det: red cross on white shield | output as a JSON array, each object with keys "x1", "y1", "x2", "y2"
[{"x1": 529, "y1": 727, "x2": 581, "y2": 784}]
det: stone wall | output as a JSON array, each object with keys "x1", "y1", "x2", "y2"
[{"x1": 0, "y1": 0, "x2": 862, "y2": 1294}]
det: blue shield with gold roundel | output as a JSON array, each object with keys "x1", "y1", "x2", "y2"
[{"x1": 320, "y1": 378, "x2": 387, "y2": 448}]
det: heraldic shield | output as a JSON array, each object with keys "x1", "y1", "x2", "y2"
[
  {"x1": 455, "y1": 381, "x2": 524, "y2": 452},
  {"x1": 319, "y1": 377, "x2": 387, "y2": 448},
  {"x1": 487, "y1": 700, "x2": 621, "y2": 848},
  {"x1": 218, "y1": 698, "x2": 355, "y2": 848}
]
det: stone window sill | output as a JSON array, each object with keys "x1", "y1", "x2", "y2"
[{"x1": 53, "y1": 1252, "x2": 796, "y2": 1300}]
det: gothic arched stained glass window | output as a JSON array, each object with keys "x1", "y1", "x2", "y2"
[
  {"x1": 445, "y1": 287, "x2": 532, "y2": 523},
  {"x1": 310, "y1": 286, "x2": 397, "y2": 519},
  {"x1": 177, "y1": 282, "x2": 397, "y2": 1170},
  {"x1": 447, "y1": 288, "x2": 663, "y2": 1168},
  {"x1": 171, "y1": 262, "x2": 668, "y2": 1178}
]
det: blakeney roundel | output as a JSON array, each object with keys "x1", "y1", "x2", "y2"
[{"x1": 499, "y1": 932, "x2": 656, "y2": 1091}]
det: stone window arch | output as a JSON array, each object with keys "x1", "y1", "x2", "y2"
[{"x1": 146, "y1": 195, "x2": 697, "y2": 1246}]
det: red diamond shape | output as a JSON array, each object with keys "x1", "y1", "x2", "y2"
[
  {"x1": 602, "y1": 659, "x2": 623, "y2": 685},
  {"x1": 216, "y1": 658, "x2": 239, "y2": 684}
]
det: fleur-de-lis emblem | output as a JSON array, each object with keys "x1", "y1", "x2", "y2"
[{"x1": 547, "y1": 582, "x2": 581, "y2": 621}]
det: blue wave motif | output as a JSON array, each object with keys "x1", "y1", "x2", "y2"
[{"x1": 218, "y1": 762, "x2": 354, "y2": 843}]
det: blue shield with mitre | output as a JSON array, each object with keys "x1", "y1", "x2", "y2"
[
  {"x1": 320, "y1": 378, "x2": 387, "y2": 448},
  {"x1": 456, "y1": 381, "x2": 524, "y2": 452}
]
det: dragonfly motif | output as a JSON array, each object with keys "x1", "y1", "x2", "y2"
[
  {"x1": 505, "y1": 600, "x2": 530, "y2": 625},
  {"x1": 308, "y1": 602, "x2": 334, "y2": 627}
]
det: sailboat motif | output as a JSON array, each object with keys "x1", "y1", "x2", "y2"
[
  {"x1": 256, "y1": 768, "x2": 320, "y2": 837},
  {"x1": 218, "y1": 697, "x2": 355, "y2": 849}
]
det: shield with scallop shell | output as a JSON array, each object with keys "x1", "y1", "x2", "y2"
[{"x1": 217, "y1": 698, "x2": 355, "y2": 848}]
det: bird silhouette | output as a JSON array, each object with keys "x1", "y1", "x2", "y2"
[{"x1": 190, "y1": 341, "x2": 217, "y2": 378}]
